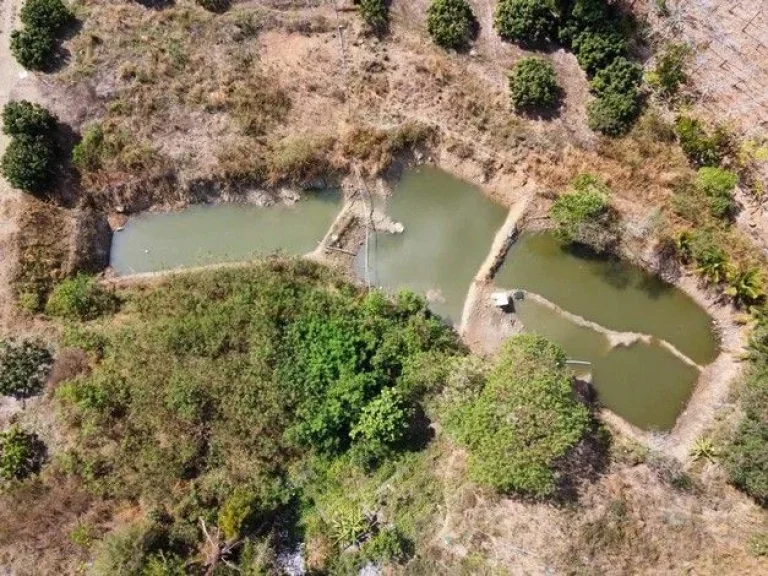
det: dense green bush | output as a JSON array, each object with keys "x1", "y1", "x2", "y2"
[
  {"x1": 2, "y1": 101, "x2": 57, "y2": 138},
  {"x1": 551, "y1": 173, "x2": 621, "y2": 251},
  {"x1": 494, "y1": 0, "x2": 558, "y2": 47},
  {"x1": 589, "y1": 57, "x2": 642, "y2": 97},
  {"x1": 357, "y1": 0, "x2": 389, "y2": 35},
  {"x1": 587, "y1": 90, "x2": 641, "y2": 136},
  {"x1": 0, "y1": 136, "x2": 56, "y2": 193},
  {"x1": 725, "y1": 267, "x2": 765, "y2": 308},
  {"x1": 696, "y1": 166, "x2": 738, "y2": 219},
  {"x1": 572, "y1": 30, "x2": 627, "y2": 75},
  {"x1": 10, "y1": 0, "x2": 72, "y2": 71},
  {"x1": 558, "y1": 0, "x2": 613, "y2": 46},
  {"x1": 509, "y1": 57, "x2": 559, "y2": 112},
  {"x1": 196, "y1": 0, "x2": 231, "y2": 13},
  {"x1": 350, "y1": 387, "x2": 413, "y2": 466},
  {"x1": 647, "y1": 43, "x2": 691, "y2": 98},
  {"x1": 1, "y1": 101, "x2": 57, "y2": 193},
  {"x1": 443, "y1": 334, "x2": 591, "y2": 497},
  {"x1": 682, "y1": 229, "x2": 729, "y2": 283},
  {"x1": 45, "y1": 274, "x2": 120, "y2": 321},
  {"x1": 675, "y1": 116, "x2": 728, "y2": 167},
  {"x1": 0, "y1": 340, "x2": 53, "y2": 399},
  {"x1": 426, "y1": 0, "x2": 475, "y2": 50},
  {"x1": 0, "y1": 425, "x2": 45, "y2": 481},
  {"x1": 20, "y1": 0, "x2": 72, "y2": 31}
]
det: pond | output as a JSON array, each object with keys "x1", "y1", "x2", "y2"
[
  {"x1": 513, "y1": 297, "x2": 701, "y2": 430},
  {"x1": 355, "y1": 166, "x2": 508, "y2": 323},
  {"x1": 110, "y1": 190, "x2": 341, "y2": 275},
  {"x1": 496, "y1": 233, "x2": 719, "y2": 366}
]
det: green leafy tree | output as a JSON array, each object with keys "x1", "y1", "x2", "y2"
[
  {"x1": 0, "y1": 340, "x2": 53, "y2": 399},
  {"x1": 426, "y1": 0, "x2": 476, "y2": 50},
  {"x1": 572, "y1": 30, "x2": 626, "y2": 75},
  {"x1": 443, "y1": 334, "x2": 591, "y2": 497},
  {"x1": 20, "y1": 0, "x2": 72, "y2": 31},
  {"x1": 589, "y1": 57, "x2": 642, "y2": 97},
  {"x1": 0, "y1": 425, "x2": 45, "y2": 481},
  {"x1": 2, "y1": 101, "x2": 57, "y2": 138},
  {"x1": 551, "y1": 173, "x2": 621, "y2": 251},
  {"x1": 357, "y1": 0, "x2": 389, "y2": 35},
  {"x1": 587, "y1": 90, "x2": 641, "y2": 136},
  {"x1": 494, "y1": 0, "x2": 558, "y2": 47},
  {"x1": 509, "y1": 57, "x2": 559, "y2": 112},
  {"x1": 10, "y1": 27, "x2": 56, "y2": 71},
  {"x1": 45, "y1": 274, "x2": 120, "y2": 321},
  {"x1": 558, "y1": 0, "x2": 613, "y2": 46},
  {"x1": 350, "y1": 387, "x2": 413, "y2": 466},
  {"x1": 1, "y1": 135, "x2": 55, "y2": 193}
]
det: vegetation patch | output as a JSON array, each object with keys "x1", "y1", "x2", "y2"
[
  {"x1": 0, "y1": 426, "x2": 45, "y2": 483},
  {"x1": 509, "y1": 57, "x2": 560, "y2": 113},
  {"x1": 45, "y1": 274, "x2": 120, "y2": 322},
  {"x1": 442, "y1": 334, "x2": 593, "y2": 498},
  {"x1": 1, "y1": 101, "x2": 59, "y2": 194},
  {"x1": 551, "y1": 173, "x2": 622, "y2": 252},
  {"x1": 494, "y1": 0, "x2": 558, "y2": 47},
  {"x1": 427, "y1": 0, "x2": 476, "y2": 50},
  {"x1": 10, "y1": 0, "x2": 73, "y2": 71},
  {"x1": 357, "y1": 0, "x2": 389, "y2": 36},
  {"x1": 0, "y1": 340, "x2": 53, "y2": 400}
]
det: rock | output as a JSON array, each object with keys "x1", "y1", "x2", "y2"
[{"x1": 392, "y1": 222, "x2": 405, "y2": 234}]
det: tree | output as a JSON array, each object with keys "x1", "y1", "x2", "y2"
[
  {"x1": 587, "y1": 90, "x2": 641, "y2": 136},
  {"x1": 494, "y1": 0, "x2": 558, "y2": 47},
  {"x1": 443, "y1": 334, "x2": 591, "y2": 497},
  {"x1": 509, "y1": 57, "x2": 559, "y2": 112},
  {"x1": 350, "y1": 387, "x2": 413, "y2": 465},
  {"x1": 1, "y1": 136, "x2": 55, "y2": 193},
  {"x1": 357, "y1": 0, "x2": 389, "y2": 35},
  {"x1": 2, "y1": 101, "x2": 57, "y2": 138},
  {"x1": 589, "y1": 57, "x2": 642, "y2": 97},
  {"x1": 19, "y1": 0, "x2": 72, "y2": 31},
  {"x1": 10, "y1": 27, "x2": 56, "y2": 72},
  {"x1": 45, "y1": 274, "x2": 120, "y2": 321},
  {"x1": 427, "y1": 0, "x2": 476, "y2": 50},
  {"x1": 572, "y1": 30, "x2": 626, "y2": 75},
  {"x1": 0, "y1": 340, "x2": 53, "y2": 399},
  {"x1": 0, "y1": 425, "x2": 45, "y2": 481}
]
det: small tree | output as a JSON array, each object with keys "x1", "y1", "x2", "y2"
[
  {"x1": 572, "y1": 30, "x2": 626, "y2": 75},
  {"x1": 509, "y1": 57, "x2": 559, "y2": 112},
  {"x1": 587, "y1": 90, "x2": 641, "y2": 136},
  {"x1": 20, "y1": 0, "x2": 72, "y2": 31},
  {"x1": 357, "y1": 0, "x2": 389, "y2": 35},
  {"x1": 0, "y1": 340, "x2": 53, "y2": 399},
  {"x1": 1, "y1": 136, "x2": 55, "y2": 193},
  {"x1": 350, "y1": 387, "x2": 413, "y2": 467},
  {"x1": 2, "y1": 101, "x2": 57, "y2": 138},
  {"x1": 589, "y1": 57, "x2": 642, "y2": 97},
  {"x1": 10, "y1": 27, "x2": 56, "y2": 71},
  {"x1": 426, "y1": 0, "x2": 476, "y2": 50},
  {"x1": 45, "y1": 274, "x2": 120, "y2": 321},
  {"x1": 0, "y1": 425, "x2": 45, "y2": 481},
  {"x1": 494, "y1": 0, "x2": 557, "y2": 46}
]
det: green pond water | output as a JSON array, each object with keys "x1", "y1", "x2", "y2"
[
  {"x1": 356, "y1": 166, "x2": 508, "y2": 323},
  {"x1": 110, "y1": 190, "x2": 341, "y2": 275},
  {"x1": 513, "y1": 298, "x2": 701, "y2": 430},
  {"x1": 496, "y1": 233, "x2": 719, "y2": 366}
]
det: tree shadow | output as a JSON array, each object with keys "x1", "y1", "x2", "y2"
[
  {"x1": 48, "y1": 121, "x2": 84, "y2": 209},
  {"x1": 135, "y1": 0, "x2": 176, "y2": 10}
]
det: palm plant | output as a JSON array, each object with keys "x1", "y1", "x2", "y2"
[
  {"x1": 725, "y1": 266, "x2": 765, "y2": 307},
  {"x1": 695, "y1": 247, "x2": 728, "y2": 284},
  {"x1": 690, "y1": 436, "x2": 719, "y2": 462}
]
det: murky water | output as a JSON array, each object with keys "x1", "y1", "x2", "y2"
[
  {"x1": 496, "y1": 233, "x2": 719, "y2": 365},
  {"x1": 514, "y1": 297, "x2": 701, "y2": 430},
  {"x1": 110, "y1": 190, "x2": 341, "y2": 275},
  {"x1": 356, "y1": 166, "x2": 507, "y2": 323}
]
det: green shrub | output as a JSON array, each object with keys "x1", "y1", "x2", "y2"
[
  {"x1": 91, "y1": 522, "x2": 161, "y2": 576},
  {"x1": 587, "y1": 90, "x2": 641, "y2": 136},
  {"x1": 20, "y1": 0, "x2": 72, "y2": 31},
  {"x1": 558, "y1": 0, "x2": 613, "y2": 46},
  {"x1": 494, "y1": 0, "x2": 558, "y2": 47},
  {"x1": 0, "y1": 340, "x2": 53, "y2": 399},
  {"x1": 10, "y1": 26, "x2": 55, "y2": 71},
  {"x1": 572, "y1": 30, "x2": 627, "y2": 75},
  {"x1": 2, "y1": 101, "x2": 57, "y2": 138},
  {"x1": 687, "y1": 230, "x2": 729, "y2": 283},
  {"x1": 196, "y1": 0, "x2": 231, "y2": 13},
  {"x1": 551, "y1": 173, "x2": 620, "y2": 251},
  {"x1": 589, "y1": 57, "x2": 642, "y2": 97},
  {"x1": 357, "y1": 0, "x2": 389, "y2": 35},
  {"x1": 350, "y1": 387, "x2": 413, "y2": 466},
  {"x1": 725, "y1": 267, "x2": 765, "y2": 308},
  {"x1": 426, "y1": 0, "x2": 476, "y2": 50},
  {"x1": 509, "y1": 57, "x2": 559, "y2": 112},
  {"x1": 45, "y1": 274, "x2": 119, "y2": 321},
  {"x1": 1, "y1": 136, "x2": 55, "y2": 193},
  {"x1": 361, "y1": 527, "x2": 412, "y2": 564},
  {"x1": 696, "y1": 166, "x2": 738, "y2": 219},
  {"x1": 675, "y1": 116, "x2": 727, "y2": 167},
  {"x1": 647, "y1": 43, "x2": 691, "y2": 98},
  {"x1": 0, "y1": 425, "x2": 45, "y2": 481},
  {"x1": 71, "y1": 124, "x2": 107, "y2": 172},
  {"x1": 218, "y1": 488, "x2": 260, "y2": 541},
  {"x1": 443, "y1": 334, "x2": 591, "y2": 497}
]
